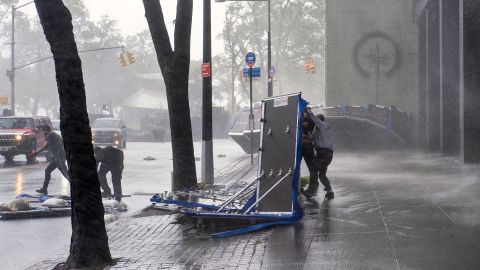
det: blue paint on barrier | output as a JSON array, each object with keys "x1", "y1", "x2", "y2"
[
  {"x1": 205, "y1": 95, "x2": 308, "y2": 238},
  {"x1": 211, "y1": 220, "x2": 294, "y2": 238},
  {"x1": 150, "y1": 94, "x2": 308, "y2": 238}
]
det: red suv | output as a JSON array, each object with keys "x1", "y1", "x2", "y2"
[{"x1": 0, "y1": 116, "x2": 52, "y2": 164}]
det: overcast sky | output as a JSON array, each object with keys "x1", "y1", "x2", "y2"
[{"x1": 82, "y1": 0, "x2": 226, "y2": 60}]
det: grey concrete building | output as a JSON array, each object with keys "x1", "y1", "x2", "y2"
[
  {"x1": 415, "y1": 0, "x2": 480, "y2": 163},
  {"x1": 325, "y1": 0, "x2": 419, "y2": 115}
]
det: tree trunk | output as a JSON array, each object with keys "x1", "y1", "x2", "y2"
[
  {"x1": 34, "y1": 1, "x2": 112, "y2": 268},
  {"x1": 143, "y1": 0, "x2": 197, "y2": 190}
]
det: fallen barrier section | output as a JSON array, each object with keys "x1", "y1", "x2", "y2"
[{"x1": 151, "y1": 93, "x2": 308, "y2": 238}]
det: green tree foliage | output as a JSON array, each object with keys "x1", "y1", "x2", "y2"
[
  {"x1": 220, "y1": 0, "x2": 325, "y2": 104},
  {"x1": 0, "y1": 0, "x2": 136, "y2": 116},
  {"x1": 124, "y1": 30, "x2": 160, "y2": 74}
]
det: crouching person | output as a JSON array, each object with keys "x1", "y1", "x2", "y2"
[{"x1": 94, "y1": 146, "x2": 124, "y2": 202}]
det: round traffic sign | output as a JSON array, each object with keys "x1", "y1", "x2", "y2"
[{"x1": 245, "y1": 52, "x2": 256, "y2": 67}]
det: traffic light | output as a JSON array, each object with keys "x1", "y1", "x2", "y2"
[
  {"x1": 304, "y1": 58, "x2": 316, "y2": 74},
  {"x1": 119, "y1": 53, "x2": 127, "y2": 67},
  {"x1": 0, "y1": 95, "x2": 8, "y2": 105},
  {"x1": 126, "y1": 52, "x2": 135, "y2": 64},
  {"x1": 304, "y1": 62, "x2": 310, "y2": 73}
]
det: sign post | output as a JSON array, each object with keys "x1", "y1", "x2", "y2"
[
  {"x1": 243, "y1": 67, "x2": 261, "y2": 78},
  {"x1": 245, "y1": 52, "x2": 256, "y2": 164},
  {"x1": 202, "y1": 0, "x2": 214, "y2": 186}
]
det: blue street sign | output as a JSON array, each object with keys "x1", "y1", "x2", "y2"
[
  {"x1": 245, "y1": 52, "x2": 256, "y2": 67},
  {"x1": 243, "y1": 67, "x2": 261, "y2": 78}
]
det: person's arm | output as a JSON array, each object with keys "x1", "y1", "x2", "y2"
[
  {"x1": 305, "y1": 108, "x2": 324, "y2": 128},
  {"x1": 119, "y1": 150, "x2": 124, "y2": 171},
  {"x1": 302, "y1": 133, "x2": 313, "y2": 144},
  {"x1": 31, "y1": 141, "x2": 48, "y2": 156}
]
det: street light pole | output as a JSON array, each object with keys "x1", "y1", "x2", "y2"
[
  {"x1": 10, "y1": 5, "x2": 15, "y2": 115},
  {"x1": 8, "y1": 1, "x2": 34, "y2": 116},
  {"x1": 267, "y1": 0, "x2": 273, "y2": 97}
]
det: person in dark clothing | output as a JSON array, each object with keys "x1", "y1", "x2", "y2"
[
  {"x1": 302, "y1": 108, "x2": 334, "y2": 200},
  {"x1": 301, "y1": 114, "x2": 319, "y2": 193},
  {"x1": 94, "y1": 146, "x2": 124, "y2": 202},
  {"x1": 32, "y1": 125, "x2": 69, "y2": 195}
]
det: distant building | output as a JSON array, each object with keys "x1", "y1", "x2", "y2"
[
  {"x1": 325, "y1": 0, "x2": 418, "y2": 116},
  {"x1": 120, "y1": 73, "x2": 230, "y2": 139},
  {"x1": 119, "y1": 87, "x2": 168, "y2": 131}
]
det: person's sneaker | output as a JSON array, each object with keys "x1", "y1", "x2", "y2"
[
  {"x1": 300, "y1": 188, "x2": 312, "y2": 199},
  {"x1": 36, "y1": 188, "x2": 48, "y2": 195},
  {"x1": 325, "y1": 191, "x2": 334, "y2": 200},
  {"x1": 301, "y1": 188, "x2": 318, "y2": 199}
]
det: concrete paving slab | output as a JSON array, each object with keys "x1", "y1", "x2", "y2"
[
  {"x1": 304, "y1": 233, "x2": 398, "y2": 270},
  {"x1": 393, "y1": 227, "x2": 480, "y2": 270},
  {"x1": 382, "y1": 203, "x2": 456, "y2": 230}
]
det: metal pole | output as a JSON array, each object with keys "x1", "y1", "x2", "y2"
[
  {"x1": 202, "y1": 0, "x2": 214, "y2": 185},
  {"x1": 267, "y1": 0, "x2": 273, "y2": 97},
  {"x1": 375, "y1": 46, "x2": 380, "y2": 105},
  {"x1": 10, "y1": 5, "x2": 15, "y2": 115},
  {"x1": 231, "y1": 57, "x2": 236, "y2": 114},
  {"x1": 249, "y1": 66, "x2": 254, "y2": 164}
]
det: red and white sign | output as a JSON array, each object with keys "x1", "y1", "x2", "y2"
[{"x1": 201, "y1": 63, "x2": 211, "y2": 78}]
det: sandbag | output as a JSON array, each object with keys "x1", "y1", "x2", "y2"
[
  {"x1": 103, "y1": 199, "x2": 120, "y2": 209},
  {"x1": 104, "y1": 213, "x2": 118, "y2": 224},
  {"x1": 41, "y1": 198, "x2": 68, "y2": 207},
  {"x1": 103, "y1": 199, "x2": 127, "y2": 211},
  {"x1": 0, "y1": 199, "x2": 30, "y2": 212}
]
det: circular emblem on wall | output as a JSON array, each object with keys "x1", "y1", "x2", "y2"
[{"x1": 353, "y1": 31, "x2": 401, "y2": 79}]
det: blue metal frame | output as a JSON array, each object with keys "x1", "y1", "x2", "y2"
[{"x1": 150, "y1": 94, "x2": 308, "y2": 238}]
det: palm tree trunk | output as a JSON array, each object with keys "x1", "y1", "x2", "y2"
[
  {"x1": 143, "y1": 0, "x2": 197, "y2": 190},
  {"x1": 34, "y1": 1, "x2": 112, "y2": 268}
]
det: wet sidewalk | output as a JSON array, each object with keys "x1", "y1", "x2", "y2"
[{"x1": 28, "y1": 150, "x2": 480, "y2": 270}]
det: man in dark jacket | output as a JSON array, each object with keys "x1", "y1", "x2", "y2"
[
  {"x1": 94, "y1": 146, "x2": 124, "y2": 201},
  {"x1": 301, "y1": 113, "x2": 318, "y2": 194},
  {"x1": 32, "y1": 125, "x2": 69, "y2": 195},
  {"x1": 302, "y1": 108, "x2": 334, "y2": 200}
]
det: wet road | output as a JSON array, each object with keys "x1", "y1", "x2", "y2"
[{"x1": 0, "y1": 140, "x2": 244, "y2": 270}]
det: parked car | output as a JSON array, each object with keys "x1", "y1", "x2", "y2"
[
  {"x1": 91, "y1": 118, "x2": 126, "y2": 149},
  {"x1": 51, "y1": 119, "x2": 61, "y2": 136},
  {"x1": 0, "y1": 116, "x2": 52, "y2": 164}
]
